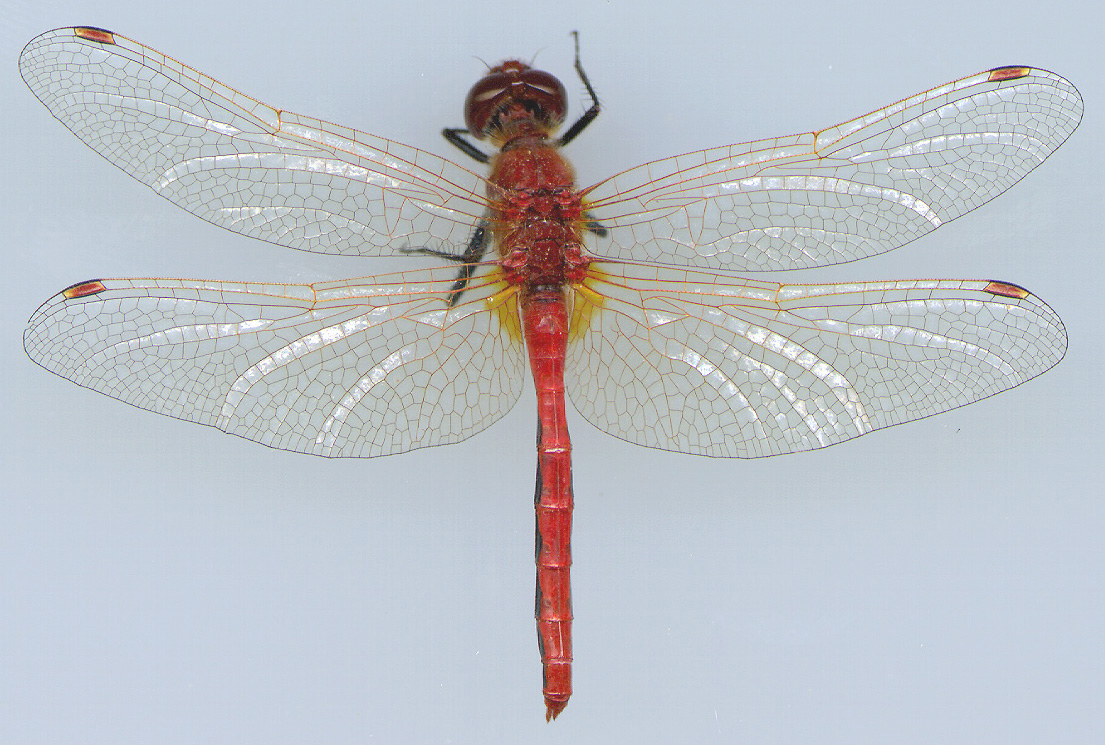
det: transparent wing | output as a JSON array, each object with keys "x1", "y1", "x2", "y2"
[
  {"x1": 19, "y1": 27, "x2": 488, "y2": 257},
  {"x1": 25, "y1": 267, "x2": 526, "y2": 457},
  {"x1": 584, "y1": 67, "x2": 1082, "y2": 271},
  {"x1": 566, "y1": 262, "x2": 1065, "y2": 457}
]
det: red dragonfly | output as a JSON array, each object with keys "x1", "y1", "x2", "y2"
[{"x1": 21, "y1": 26, "x2": 1080, "y2": 720}]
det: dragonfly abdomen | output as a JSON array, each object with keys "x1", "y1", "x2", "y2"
[{"x1": 522, "y1": 286, "x2": 574, "y2": 721}]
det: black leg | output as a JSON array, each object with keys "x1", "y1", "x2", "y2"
[
  {"x1": 443, "y1": 222, "x2": 489, "y2": 305},
  {"x1": 583, "y1": 213, "x2": 608, "y2": 238},
  {"x1": 399, "y1": 220, "x2": 491, "y2": 306},
  {"x1": 557, "y1": 31, "x2": 601, "y2": 148},
  {"x1": 443, "y1": 128, "x2": 490, "y2": 164}
]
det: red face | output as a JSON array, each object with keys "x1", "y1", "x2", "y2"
[{"x1": 463, "y1": 61, "x2": 568, "y2": 139}]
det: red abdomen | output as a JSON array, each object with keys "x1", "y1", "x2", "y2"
[{"x1": 521, "y1": 287, "x2": 574, "y2": 721}]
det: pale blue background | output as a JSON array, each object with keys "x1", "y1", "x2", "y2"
[{"x1": 2, "y1": 0, "x2": 1102, "y2": 742}]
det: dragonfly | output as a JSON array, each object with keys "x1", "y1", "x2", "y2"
[{"x1": 20, "y1": 26, "x2": 1080, "y2": 720}]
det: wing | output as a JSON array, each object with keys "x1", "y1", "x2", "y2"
[
  {"x1": 566, "y1": 262, "x2": 1065, "y2": 458},
  {"x1": 24, "y1": 267, "x2": 525, "y2": 457},
  {"x1": 584, "y1": 67, "x2": 1082, "y2": 271},
  {"x1": 19, "y1": 27, "x2": 487, "y2": 257}
]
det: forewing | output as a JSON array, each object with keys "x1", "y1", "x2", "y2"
[
  {"x1": 25, "y1": 268, "x2": 525, "y2": 457},
  {"x1": 585, "y1": 67, "x2": 1082, "y2": 271},
  {"x1": 566, "y1": 263, "x2": 1065, "y2": 457},
  {"x1": 19, "y1": 27, "x2": 487, "y2": 257}
]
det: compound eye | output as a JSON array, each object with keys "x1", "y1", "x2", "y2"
[
  {"x1": 517, "y1": 70, "x2": 567, "y2": 127},
  {"x1": 464, "y1": 71, "x2": 513, "y2": 137}
]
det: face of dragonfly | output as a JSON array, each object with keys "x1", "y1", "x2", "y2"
[{"x1": 463, "y1": 60, "x2": 568, "y2": 141}]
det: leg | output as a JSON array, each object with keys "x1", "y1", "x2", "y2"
[
  {"x1": 442, "y1": 127, "x2": 490, "y2": 164},
  {"x1": 399, "y1": 220, "x2": 491, "y2": 306},
  {"x1": 583, "y1": 213, "x2": 607, "y2": 238},
  {"x1": 556, "y1": 31, "x2": 601, "y2": 148}
]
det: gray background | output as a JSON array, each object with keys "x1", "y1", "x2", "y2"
[{"x1": 2, "y1": 0, "x2": 1102, "y2": 742}]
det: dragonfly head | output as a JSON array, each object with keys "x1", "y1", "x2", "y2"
[{"x1": 464, "y1": 60, "x2": 567, "y2": 142}]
